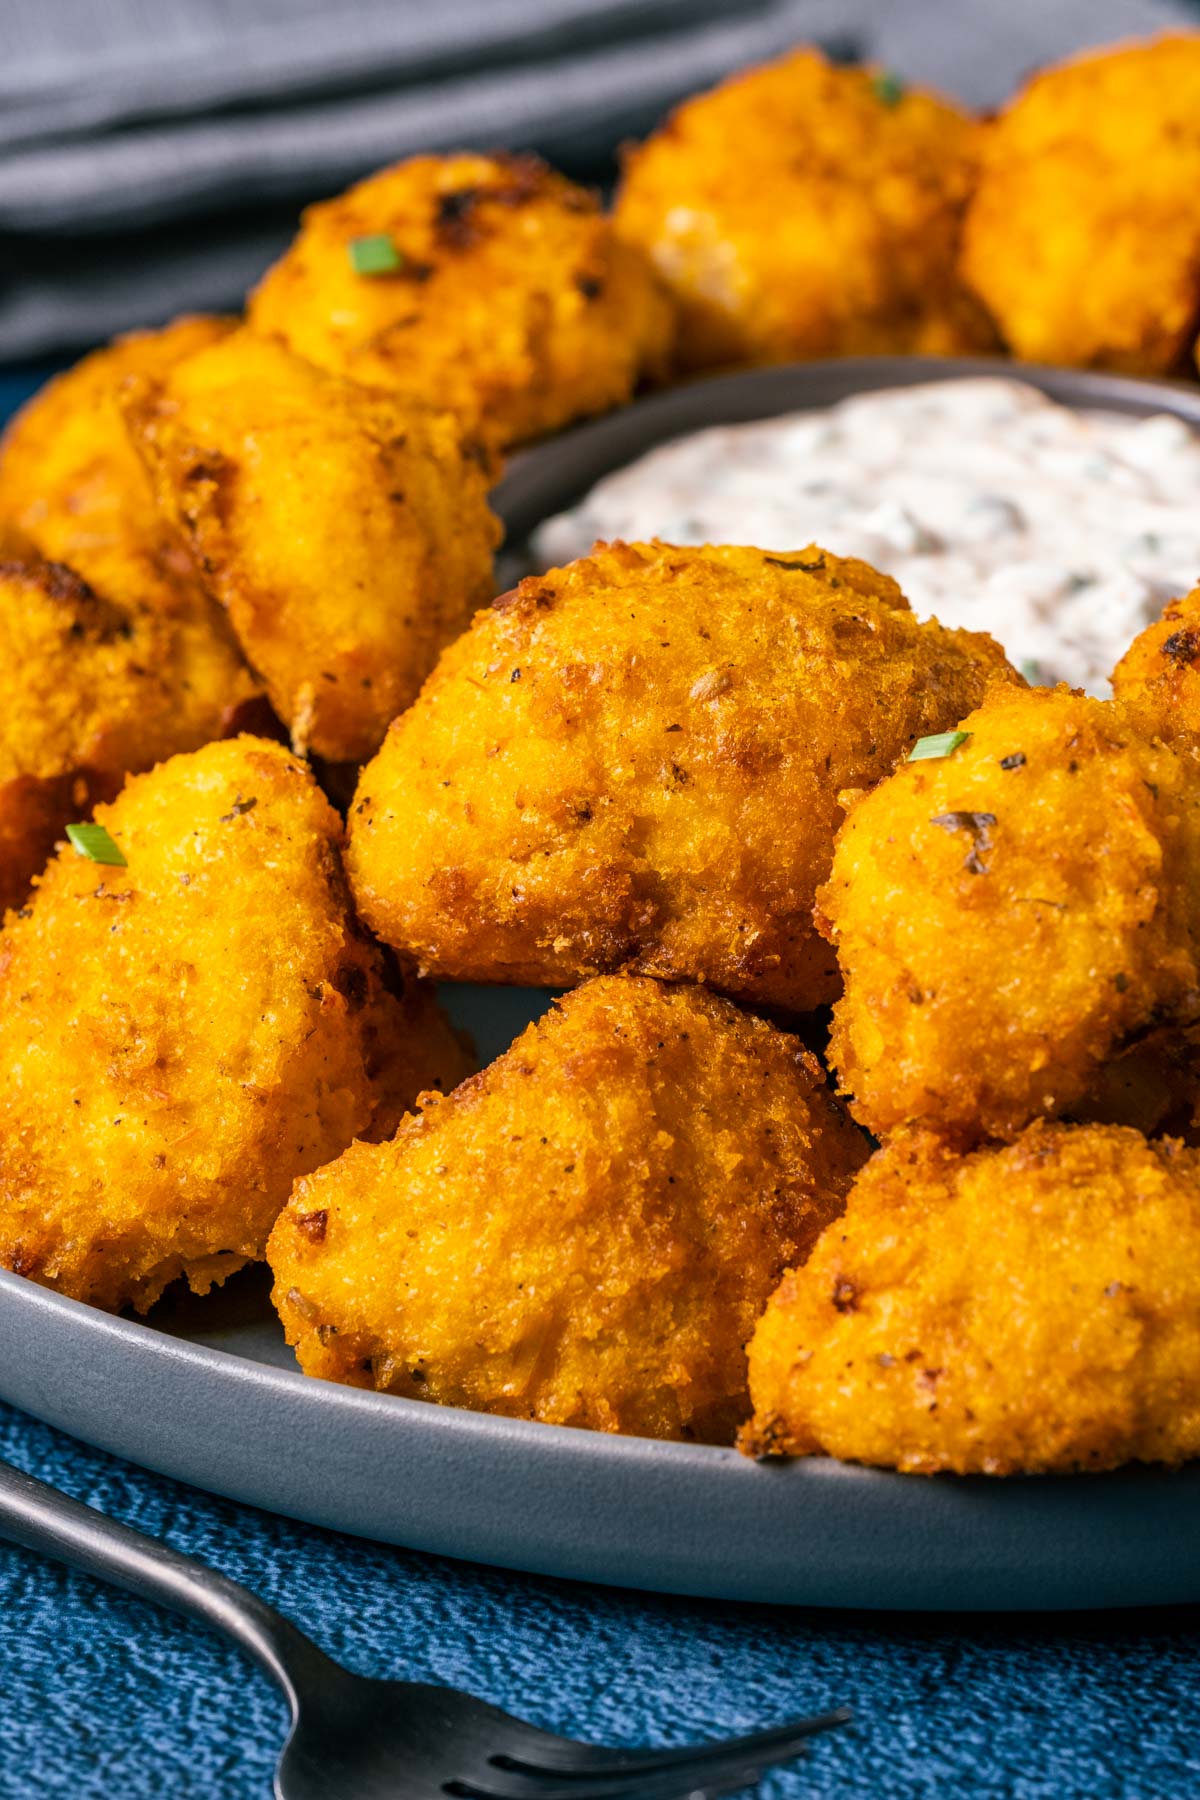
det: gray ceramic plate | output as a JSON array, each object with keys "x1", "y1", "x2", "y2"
[{"x1": 5, "y1": 355, "x2": 1200, "y2": 1612}]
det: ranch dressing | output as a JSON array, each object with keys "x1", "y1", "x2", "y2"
[{"x1": 532, "y1": 377, "x2": 1200, "y2": 694}]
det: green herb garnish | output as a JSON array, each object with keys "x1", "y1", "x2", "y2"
[
  {"x1": 908, "y1": 730, "x2": 970, "y2": 763},
  {"x1": 66, "y1": 822, "x2": 126, "y2": 866},
  {"x1": 872, "y1": 70, "x2": 906, "y2": 107},
  {"x1": 349, "y1": 234, "x2": 403, "y2": 276}
]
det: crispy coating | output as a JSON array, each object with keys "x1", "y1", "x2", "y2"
[
  {"x1": 0, "y1": 322, "x2": 261, "y2": 905},
  {"x1": 270, "y1": 975, "x2": 866, "y2": 1442},
  {"x1": 961, "y1": 34, "x2": 1200, "y2": 373},
  {"x1": 615, "y1": 46, "x2": 992, "y2": 374},
  {"x1": 821, "y1": 685, "x2": 1200, "y2": 1142},
  {"x1": 743, "y1": 1123, "x2": 1200, "y2": 1475},
  {"x1": 1112, "y1": 583, "x2": 1200, "y2": 752},
  {"x1": 0, "y1": 315, "x2": 232, "y2": 559},
  {"x1": 346, "y1": 541, "x2": 1017, "y2": 1011},
  {"x1": 0, "y1": 559, "x2": 175, "y2": 912},
  {"x1": 123, "y1": 328, "x2": 501, "y2": 764},
  {"x1": 0, "y1": 736, "x2": 470, "y2": 1315},
  {"x1": 248, "y1": 152, "x2": 673, "y2": 447}
]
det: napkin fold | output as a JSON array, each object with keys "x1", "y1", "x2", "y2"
[{"x1": 0, "y1": 0, "x2": 1190, "y2": 360}]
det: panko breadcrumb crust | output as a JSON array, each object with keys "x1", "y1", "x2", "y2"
[
  {"x1": 961, "y1": 33, "x2": 1200, "y2": 373},
  {"x1": 249, "y1": 151, "x2": 674, "y2": 447},
  {"x1": 0, "y1": 736, "x2": 469, "y2": 1315},
  {"x1": 0, "y1": 560, "x2": 175, "y2": 913},
  {"x1": 615, "y1": 46, "x2": 993, "y2": 374},
  {"x1": 123, "y1": 328, "x2": 501, "y2": 765},
  {"x1": 269, "y1": 975, "x2": 867, "y2": 1444},
  {"x1": 821, "y1": 685, "x2": 1200, "y2": 1142},
  {"x1": 744, "y1": 1123, "x2": 1200, "y2": 1475},
  {"x1": 346, "y1": 540, "x2": 1017, "y2": 1012},
  {"x1": 1112, "y1": 582, "x2": 1200, "y2": 752},
  {"x1": 0, "y1": 322, "x2": 262, "y2": 906},
  {"x1": 0, "y1": 315, "x2": 234, "y2": 562}
]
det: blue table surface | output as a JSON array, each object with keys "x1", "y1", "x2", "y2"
[
  {"x1": 4, "y1": 1399, "x2": 1200, "y2": 1800},
  {"x1": 2, "y1": 360, "x2": 1200, "y2": 1800}
]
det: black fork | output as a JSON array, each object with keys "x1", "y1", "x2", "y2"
[{"x1": 0, "y1": 1459, "x2": 851, "y2": 1799}]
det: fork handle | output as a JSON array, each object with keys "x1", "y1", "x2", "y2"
[{"x1": 0, "y1": 1456, "x2": 337, "y2": 1711}]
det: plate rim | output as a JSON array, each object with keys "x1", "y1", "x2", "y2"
[
  {"x1": 491, "y1": 352, "x2": 1200, "y2": 541},
  {"x1": 5, "y1": 1261, "x2": 1200, "y2": 1614}
]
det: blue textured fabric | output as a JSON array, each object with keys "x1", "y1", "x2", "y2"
[{"x1": 3, "y1": 1399, "x2": 1200, "y2": 1798}]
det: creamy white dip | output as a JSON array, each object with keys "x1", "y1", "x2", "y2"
[{"x1": 532, "y1": 377, "x2": 1200, "y2": 694}]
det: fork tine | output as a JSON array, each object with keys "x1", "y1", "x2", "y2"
[
  {"x1": 450, "y1": 1747, "x2": 806, "y2": 1800},
  {"x1": 447, "y1": 1771, "x2": 759, "y2": 1800},
  {"x1": 450, "y1": 1708, "x2": 853, "y2": 1800},
  {"x1": 491, "y1": 1707, "x2": 853, "y2": 1776}
]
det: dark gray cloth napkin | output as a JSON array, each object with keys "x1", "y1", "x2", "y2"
[{"x1": 0, "y1": 0, "x2": 1189, "y2": 361}]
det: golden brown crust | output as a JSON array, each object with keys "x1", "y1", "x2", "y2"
[
  {"x1": 821, "y1": 685, "x2": 1200, "y2": 1142},
  {"x1": 0, "y1": 322, "x2": 258, "y2": 740},
  {"x1": 0, "y1": 316, "x2": 235, "y2": 557},
  {"x1": 0, "y1": 322, "x2": 261, "y2": 907},
  {"x1": 615, "y1": 46, "x2": 992, "y2": 373},
  {"x1": 346, "y1": 540, "x2": 1017, "y2": 1010},
  {"x1": 123, "y1": 328, "x2": 501, "y2": 764},
  {"x1": 0, "y1": 735, "x2": 469, "y2": 1315},
  {"x1": 269, "y1": 974, "x2": 866, "y2": 1442},
  {"x1": 961, "y1": 33, "x2": 1200, "y2": 373},
  {"x1": 0, "y1": 560, "x2": 138, "y2": 910},
  {"x1": 1112, "y1": 583, "x2": 1200, "y2": 752},
  {"x1": 744, "y1": 1122, "x2": 1200, "y2": 1474},
  {"x1": 248, "y1": 152, "x2": 674, "y2": 446},
  {"x1": 358, "y1": 965, "x2": 475, "y2": 1144}
]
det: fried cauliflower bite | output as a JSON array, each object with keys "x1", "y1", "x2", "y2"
[
  {"x1": 123, "y1": 328, "x2": 500, "y2": 765},
  {"x1": 1112, "y1": 583, "x2": 1200, "y2": 752},
  {"x1": 614, "y1": 47, "x2": 992, "y2": 375},
  {"x1": 744, "y1": 1123, "x2": 1200, "y2": 1475},
  {"x1": 0, "y1": 322, "x2": 261, "y2": 904},
  {"x1": 821, "y1": 685, "x2": 1200, "y2": 1143},
  {"x1": 248, "y1": 152, "x2": 673, "y2": 448},
  {"x1": 0, "y1": 315, "x2": 232, "y2": 561},
  {"x1": 270, "y1": 975, "x2": 866, "y2": 1442},
  {"x1": 0, "y1": 736, "x2": 470, "y2": 1316},
  {"x1": 0, "y1": 557, "x2": 217, "y2": 914},
  {"x1": 961, "y1": 34, "x2": 1200, "y2": 374},
  {"x1": 346, "y1": 541, "x2": 1017, "y2": 1011},
  {"x1": 0, "y1": 320, "x2": 257, "y2": 732}
]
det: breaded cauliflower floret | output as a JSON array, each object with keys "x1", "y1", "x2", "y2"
[
  {"x1": 615, "y1": 46, "x2": 991, "y2": 374},
  {"x1": 0, "y1": 736, "x2": 470, "y2": 1315},
  {"x1": 248, "y1": 152, "x2": 673, "y2": 447},
  {"x1": 0, "y1": 323, "x2": 261, "y2": 902},
  {"x1": 961, "y1": 33, "x2": 1200, "y2": 373},
  {"x1": 270, "y1": 975, "x2": 866, "y2": 1443},
  {"x1": 1112, "y1": 583, "x2": 1200, "y2": 752},
  {"x1": 346, "y1": 541, "x2": 1017, "y2": 1011},
  {"x1": 123, "y1": 328, "x2": 501, "y2": 765},
  {"x1": 820, "y1": 685, "x2": 1200, "y2": 1142},
  {"x1": 744, "y1": 1123, "x2": 1200, "y2": 1475},
  {"x1": 0, "y1": 315, "x2": 233, "y2": 562},
  {"x1": 0, "y1": 558, "x2": 237, "y2": 913}
]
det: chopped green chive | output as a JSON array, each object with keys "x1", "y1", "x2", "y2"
[
  {"x1": 349, "y1": 234, "x2": 403, "y2": 276},
  {"x1": 908, "y1": 730, "x2": 971, "y2": 763},
  {"x1": 66, "y1": 822, "x2": 126, "y2": 866},
  {"x1": 872, "y1": 70, "x2": 906, "y2": 107}
]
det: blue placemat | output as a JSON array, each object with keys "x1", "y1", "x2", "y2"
[{"x1": 2, "y1": 1397, "x2": 1199, "y2": 1798}]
